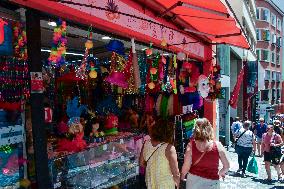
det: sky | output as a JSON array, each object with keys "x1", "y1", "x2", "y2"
[{"x1": 272, "y1": 0, "x2": 284, "y2": 12}]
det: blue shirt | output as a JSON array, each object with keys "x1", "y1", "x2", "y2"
[{"x1": 255, "y1": 123, "x2": 267, "y2": 138}]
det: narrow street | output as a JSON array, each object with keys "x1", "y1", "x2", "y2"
[{"x1": 220, "y1": 148, "x2": 284, "y2": 189}]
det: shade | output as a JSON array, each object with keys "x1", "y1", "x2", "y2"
[{"x1": 154, "y1": 0, "x2": 250, "y2": 49}]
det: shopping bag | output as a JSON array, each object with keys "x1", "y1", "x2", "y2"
[{"x1": 247, "y1": 155, "x2": 258, "y2": 174}]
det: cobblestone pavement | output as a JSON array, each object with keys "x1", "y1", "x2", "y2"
[{"x1": 220, "y1": 147, "x2": 284, "y2": 189}]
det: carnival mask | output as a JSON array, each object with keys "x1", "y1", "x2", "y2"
[{"x1": 198, "y1": 75, "x2": 210, "y2": 98}]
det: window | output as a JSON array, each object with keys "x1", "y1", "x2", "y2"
[
  {"x1": 256, "y1": 29, "x2": 261, "y2": 40},
  {"x1": 262, "y1": 50, "x2": 270, "y2": 61},
  {"x1": 272, "y1": 33, "x2": 277, "y2": 44},
  {"x1": 256, "y1": 49, "x2": 261, "y2": 60},
  {"x1": 272, "y1": 89, "x2": 276, "y2": 101},
  {"x1": 261, "y1": 90, "x2": 269, "y2": 101},
  {"x1": 272, "y1": 71, "x2": 276, "y2": 80},
  {"x1": 263, "y1": 30, "x2": 270, "y2": 41},
  {"x1": 277, "y1": 89, "x2": 281, "y2": 100},
  {"x1": 256, "y1": 8, "x2": 260, "y2": 20},
  {"x1": 262, "y1": 9, "x2": 270, "y2": 22},
  {"x1": 272, "y1": 14, "x2": 276, "y2": 26},
  {"x1": 277, "y1": 18, "x2": 282, "y2": 31},
  {"x1": 276, "y1": 72, "x2": 281, "y2": 81},
  {"x1": 277, "y1": 37, "x2": 282, "y2": 47},
  {"x1": 271, "y1": 52, "x2": 275, "y2": 63},
  {"x1": 265, "y1": 70, "x2": 271, "y2": 80},
  {"x1": 276, "y1": 54, "x2": 280, "y2": 65}
]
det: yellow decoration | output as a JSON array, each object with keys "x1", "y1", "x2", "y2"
[
  {"x1": 148, "y1": 82, "x2": 155, "y2": 89},
  {"x1": 89, "y1": 70, "x2": 97, "y2": 79},
  {"x1": 85, "y1": 40, "x2": 93, "y2": 49},
  {"x1": 20, "y1": 179, "x2": 31, "y2": 188},
  {"x1": 161, "y1": 38, "x2": 167, "y2": 47},
  {"x1": 150, "y1": 67, "x2": 158, "y2": 75}
]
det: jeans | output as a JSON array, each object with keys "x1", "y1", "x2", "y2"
[{"x1": 237, "y1": 146, "x2": 253, "y2": 173}]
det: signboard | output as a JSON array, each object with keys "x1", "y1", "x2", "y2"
[
  {"x1": 246, "y1": 61, "x2": 258, "y2": 96},
  {"x1": 60, "y1": 0, "x2": 204, "y2": 58},
  {"x1": 30, "y1": 72, "x2": 43, "y2": 93},
  {"x1": 0, "y1": 125, "x2": 24, "y2": 147}
]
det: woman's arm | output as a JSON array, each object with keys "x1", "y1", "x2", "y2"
[
  {"x1": 216, "y1": 142, "x2": 230, "y2": 179},
  {"x1": 181, "y1": 142, "x2": 192, "y2": 180},
  {"x1": 166, "y1": 144, "x2": 180, "y2": 188},
  {"x1": 139, "y1": 141, "x2": 146, "y2": 168}
]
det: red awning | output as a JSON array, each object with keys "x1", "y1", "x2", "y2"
[{"x1": 154, "y1": 0, "x2": 250, "y2": 49}]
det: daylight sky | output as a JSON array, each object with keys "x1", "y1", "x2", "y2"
[{"x1": 272, "y1": 0, "x2": 284, "y2": 12}]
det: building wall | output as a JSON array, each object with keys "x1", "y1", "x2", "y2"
[{"x1": 256, "y1": 0, "x2": 283, "y2": 115}]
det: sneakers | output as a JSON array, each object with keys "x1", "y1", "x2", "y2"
[
  {"x1": 241, "y1": 172, "x2": 247, "y2": 178},
  {"x1": 236, "y1": 169, "x2": 242, "y2": 174}
]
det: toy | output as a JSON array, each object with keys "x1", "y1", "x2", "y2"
[
  {"x1": 197, "y1": 75, "x2": 210, "y2": 98},
  {"x1": 89, "y1": 118, "x2": 105, "y2": 143},
  {"x1": 105, "y1": 114, "x2": 119, "y2": 135}
]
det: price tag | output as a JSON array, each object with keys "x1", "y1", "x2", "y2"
[
  {"x1": 103, "y1": 144, "x2": 107, "y2": 151},
  {"x1": 120, "y1": 139, "x2": 124, "y2": 144}
]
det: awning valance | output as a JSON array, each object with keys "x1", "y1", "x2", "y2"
[{"x1": 153, "y1": 0, "x2": 250, "y2": 49}]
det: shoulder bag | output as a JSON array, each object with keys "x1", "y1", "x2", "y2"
[
  {"x1": 270, "y1": 134, "x2": 282, "y2": 164},
  {"x1": 235, "y1": 130, "x2": 247, "y2": 154}
]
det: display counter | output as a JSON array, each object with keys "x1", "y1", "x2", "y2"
[{"x1": 48, "y1": 132, "x2": 141, "y2": 189}]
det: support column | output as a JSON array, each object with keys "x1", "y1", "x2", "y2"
[
  {"x1": 26, "y1": 9, "x2": 50, "y2": 188},
  {"x1": 203, "y1": 45, "x2": 217, "y2": 133}
]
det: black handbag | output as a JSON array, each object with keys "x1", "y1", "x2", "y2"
[{"x1": 270, "y1": 134, "x2": 282, "y2": 164}]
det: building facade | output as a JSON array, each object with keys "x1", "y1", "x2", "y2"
[
  {"x1": 256, "y1": 0, "x2": 284, "y2": 120},
  {"x1": 218, "y1": 0, "x2": 257, "y2": 145}
]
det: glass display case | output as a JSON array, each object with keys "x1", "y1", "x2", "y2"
[{"x1": 49, "y1": 133, "x2": 140, "y2": 189}]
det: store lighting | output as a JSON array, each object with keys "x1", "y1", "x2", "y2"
[
  {"x1": 102, "y1": 36, "x2": 111, "y2": 40},
  {"x1": 41, "y1": 49, "x2": 84, "y2": 56},
  {"x1": 141, "y1": 48, "x2": 147, "y2": 51},
  {"x1": 48, "y1": 21, "x2": 57, "y2": 27},
  {"x1": 163, "y1": 53, "x2": 169, "y2": 56}
]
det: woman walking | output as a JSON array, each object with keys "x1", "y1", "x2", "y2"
[
  {"x1": 181, "y1": 118, "x2": 230, "y2": 189},
  {"x1": 139, "y1": 118, "x2": 180, "y2": 189},
  {"x1": 261, "y1": 125, "x2": 283, "y2": 182},
  {"x1": 235, "y1": 121, "x2": 256, "y2": 177}
]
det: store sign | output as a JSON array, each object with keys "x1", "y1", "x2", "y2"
[
  {"x1": 0, "y1": 125, "x2": 24, "y2": 147},
  {"x1": 30, "y1": 72, "x2": 44, "y2": 93},
  {"x1": 61, "y1": 0, "x2": 204, "y2": 58}
]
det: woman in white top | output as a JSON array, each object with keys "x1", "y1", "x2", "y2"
[{"x1": 235, "y1": 121, "x2": 256, "y2": 177}]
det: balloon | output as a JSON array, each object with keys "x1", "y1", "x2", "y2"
[
  {"x1": 148, "y1": 82, "x2": 155, "y2": 89},
  {"x1": 89, "y1": 70, "x2": 97, "y2": 79}
]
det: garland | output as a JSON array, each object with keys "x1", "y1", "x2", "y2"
[{"x1": 48, "y1": 19, "x2": 67, "y2": 66}]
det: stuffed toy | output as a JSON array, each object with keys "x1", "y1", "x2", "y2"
[
  {"x1": 105, "y1": 114, "x2": 119, "y2": 135},
  {"x1": 197, "y1": 75, "x2": 210, "y2": 98}
]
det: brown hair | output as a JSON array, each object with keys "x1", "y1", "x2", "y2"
[
  {"x1": 151, "y1": 117, "x2": 174, "y2": 144},
  {"x1": 193, "y1": 118, "x2": 214, "y2": 141}
]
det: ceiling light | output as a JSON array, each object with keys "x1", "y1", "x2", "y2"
[
  {"x1": 141, "y1": 48, "x2": 147, "y2": 51},
  {"x1": 102, "y1": 36, "x2": 111, "y2": 40},
  {"x1": 41, "y1": 49, "x2": 84, "y2": 56},
  {"x1": 48, "y1": 21, "x2": 57, "y2": 27},
  {"x1": 163, "y1": 53, "x2": 169, "y2": 56}
]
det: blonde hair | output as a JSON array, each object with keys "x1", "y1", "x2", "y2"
[{"x1": 193, "y1": 118, "x2": 214, "y2": 141}]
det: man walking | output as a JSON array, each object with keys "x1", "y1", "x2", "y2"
[
  {"x1": 231, "y1": 117, "x2": 242, "y2": 142},
  {"x1": 255, "y1": 118, "x2": 267, "y2": 157}
]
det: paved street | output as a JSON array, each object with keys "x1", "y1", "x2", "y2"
[{"x1": 220, "y1": 148, "x2": 284, "y2": 189}]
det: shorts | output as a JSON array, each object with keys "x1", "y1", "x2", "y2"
[
  {"x1": 256, "y1": 136, "x2": 262, "y2": 143},
  {"x1": 264, "y1": 151, "x2": 280, "y2": 165}
]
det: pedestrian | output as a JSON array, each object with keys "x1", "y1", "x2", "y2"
[
  {"x1": 139, "y1": 118, "x2": 180, "y2": 189},
  {"x1": 273, "y1": 120, "x2": 284, "y2": 181},
  {"x1": 249, "y1": 122, "x2": 256, "y2": 132},
  {"x1": 231, "y1": 117, "x2": 243, "y2": 143},
  {"x1": 235, "y1": 121, "x2": 256, "y2": 177},
  {"x1": 261, "y1": 125, "x2": 283, "y2": 182},
  {"x1": 181, "y1": 118, "x2": 230, "y2": 189},
  {"x1": 255, "y1": 118, "x2": 267, "y2": 157}
]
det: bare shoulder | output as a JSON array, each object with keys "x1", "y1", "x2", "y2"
[
  {"x1": 215, "y1": 141, "x2": 225, "y2": 153},
  {"x1": 166, "y1": 144, "x2": 176, "y2": 153}
]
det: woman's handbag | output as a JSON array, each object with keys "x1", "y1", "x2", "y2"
[
  {"x1": 270, "y1": 134, "x2": 282, "y2": 164},
  {"x1": 247, "y1": 155, "x2": 258, "y2": 174}
]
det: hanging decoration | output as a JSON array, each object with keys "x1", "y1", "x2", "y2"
[
  {"x1": 13, "y1": 22, "x2": 27, "y2": 61},
  {"x1": 76, "y1": 27, "x2": 93, "y2": 79},
  {"x1": 131, "y1": 38, "x2": 141, "y2": 89},
  {"x1": 48, "y1": 19, "x2": 67, "y2": 66},
  {"x1": 146, "y1": 53, "x2": 160, "y2": 92},
  {"x1": 138, "y1": 52, "x2": 148, "y2": 94},
  {"x1": 207, "y1": 64, "x2": 222, "y2": 101}
]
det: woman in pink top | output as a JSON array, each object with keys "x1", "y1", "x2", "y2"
[
  {"x1": 181, "y1": 118, "x2": 230, "y2": 189},
  {"x1": 261, "y1": 125, "x2": 283, "y2": 182}
]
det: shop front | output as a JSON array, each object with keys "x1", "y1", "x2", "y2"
[{"x1": 0, "y1": 0, "x2": 249, "y2": 188}]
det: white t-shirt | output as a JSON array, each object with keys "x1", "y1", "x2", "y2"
[{"x1": 236, "y1": 128, "x2": 254, "y2": 148}]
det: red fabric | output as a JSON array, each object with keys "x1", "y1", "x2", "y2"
[
  {"x1": 154, "y1": 0, "x2": 249, "y2": 49},
  {"x1": 189, "y1": 140, "x2": 219, "y2": 180},
  {"x1": 229, "y1": 67, "x2": 245, "y2": 109},
  {"x1": 0, "y1": 102, "x2": 21, "y2": 110},
  {"x1": 0, "y1": 19, "x2": 7, "y2": 44},
  {"x1": 57, "y1": 132, "x2": 87, "y2": 152}
]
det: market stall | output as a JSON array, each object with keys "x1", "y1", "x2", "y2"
[{"x1": 0, "y1": 0, "x2": 249, "y2": 188}]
